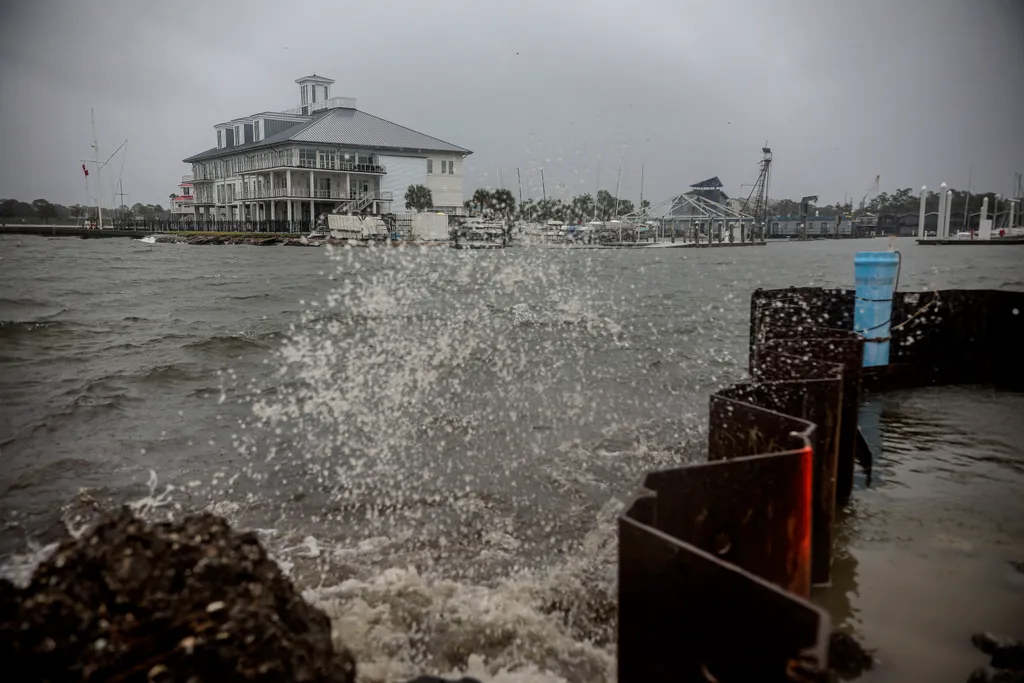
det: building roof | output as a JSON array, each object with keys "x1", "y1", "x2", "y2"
[
  {"x1": 296, "y1": 74, "x2": 335, "y2": 84},
  {"x1": 183, "y1": 107, "x2": 471, "y2": 163},
  {"x1": 690, "y1": 176, "x2": 723, "y2": 189}
]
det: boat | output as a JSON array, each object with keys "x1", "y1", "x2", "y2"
[{"x1": 450, "y1": 218, "x2": 510, "y2": 249}]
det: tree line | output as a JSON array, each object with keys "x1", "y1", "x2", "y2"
[
  {"x1": 770, "y1": 187, "x2": 1006, "y2": 219},
  {"x1": 0, "y1": 198, "x2": 168, "y2": 224}
]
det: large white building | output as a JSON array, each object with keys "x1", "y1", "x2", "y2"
[{"x1": 183, "y1": 75, "x2": 472, "y2": 225}]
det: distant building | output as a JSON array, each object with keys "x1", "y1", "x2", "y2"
[
  {"x1": 169, "y1": 174, "x2": 194, "y2": 222},
  {"x1": 183, "y1": 75, "x2": 472, "y2": 224},
  {"x1": 666, "y1": 176, "x2": 731, "y2": 216},
  {"x1": 768, "y1": 215, "x2": 852, "y2": 238}
]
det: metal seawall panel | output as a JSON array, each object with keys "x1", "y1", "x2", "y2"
[{"x1": 616, "y1": 287, "x2": 1024, "y2": 682}]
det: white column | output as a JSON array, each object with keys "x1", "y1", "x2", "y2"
[
  {"x1": 979, "y1": 196, "x2": 991, "y2": 240},
  {"x1": 944, "y1": 190, "x2": 954, "y2": 238},
  {"x1": 287, "y1": 200, "x2": 293, "y2": 222},
  {"x1": 917, "y1": 185, "x2": 927, "y2": 238},
  {"x1": 936, "y1": 182, "x2": 948, "y2": 238},
  {"x1": 309, "y1": 171, "x2": 315, "y2": 222}
]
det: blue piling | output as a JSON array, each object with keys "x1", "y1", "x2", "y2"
[{"x1": 854, "y1": 251, "x2": 900, "y2": 367}]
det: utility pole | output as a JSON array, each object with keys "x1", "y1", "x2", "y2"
[
  {"x1": 541, "y1": 169, "x2": 546, "y2": 201},
  {"x1": 516, "y1": 168, "x2": 523, "y2": 207}
]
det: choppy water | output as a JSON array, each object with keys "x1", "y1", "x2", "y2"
[{"x1": 1, "y1": 234, "x2": 1022, "y2": 682}]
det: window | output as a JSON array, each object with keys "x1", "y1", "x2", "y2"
[
  {"x1": 316, "y1": 177, "x2": 330, "y2": 198},
  {"x1": 312, "y1": 85, "x2": 317, "y2": 103},
  {"x1": 324, "y1": 85, "x2": 329, "y2": 99},
  {"x1": 449, "y1": 159, "x2": 454, "y2": 175},
  {"x1": 217, "y1": 130, "x2": 222, "y2": 148},
  {"x1": 233, "y1": 126, "x2": 240, "y2": 145},
  {"x1": 427, "y1": 159, "x2": 433, "y2": 174},
  {"x1": 302, "y1": 85, "x2": 308, "y2": 105},
  {"x1": 217, "y1": 185, "x2": 224, "y2": 203},
  {"x1": 254, "y1": 120, "x2": 260, "y2": 141},
  {"x1": 299, "y1": 149, "x2": 316, "y2": 168},
  {"x1": 441, "y1": 160, "x2": 447, "y2": 174}
]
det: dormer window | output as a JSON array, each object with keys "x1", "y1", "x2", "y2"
[
  {"x1": 324, "y1": 85, "x2": 329, "y2": 99},
  {"x1": 254, "y1": 120, "x2": 260, "y2": 141},
  {"x1": 302, "y1": 86, "x2": 308, "y2": 105},
  {"x1": 312, "y1": 86, "x2": 317, "y2": 103},
  {"x1": 233, "y1": 126, "x2": 240, "y2": 145},
  {"x1": 217, "y1": 130, "x2": 222, "y2": 149}
]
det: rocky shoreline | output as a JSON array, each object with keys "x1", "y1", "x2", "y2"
[
  {"x1": 0, "y1": 509, "x2": 472, "y2": 683},
  {"x1": 153, "y1": 234, "x2": 447, "y2": 248},
  {"x1": 2, "y1": 508, "x2": 1016, "y2": 682}
]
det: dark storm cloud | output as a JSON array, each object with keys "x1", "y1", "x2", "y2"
[{"x1": 0, "y1": 0, "x2": 1021, "y2": 207}]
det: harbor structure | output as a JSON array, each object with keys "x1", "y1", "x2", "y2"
[
  {"x1": 768, "y1": 215, "x2": 853, "y2": 238},
  {"x1": 183, "y1": 75, "x2": 472, "y2": 228}
]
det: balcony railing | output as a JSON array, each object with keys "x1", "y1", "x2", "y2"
[
  {"x1": 238, "y1": 188, "x2": 394, "y2": 201},
  {"x1": 238, "y1": 158, "x2": 386, "y2": 174},
  {"x1": 181, "y1": 174, "x2": 194, "y2": 183}
]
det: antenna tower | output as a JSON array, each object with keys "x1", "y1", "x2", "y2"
[{"x1": 743, "y1": 144, "x2": 772, "y2": 227}]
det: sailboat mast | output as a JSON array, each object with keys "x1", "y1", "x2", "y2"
[
  {"x1": 639, "y1": 164, "x2": 644, "y2": 212},
  {"x1": 613, "y1": 158, "x2": 623, "y2": 217},
  {"x1": 91, "y1": 108, "x2": 103, "y2": 229}
]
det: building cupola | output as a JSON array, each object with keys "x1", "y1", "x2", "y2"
[{"x1": 295, "y1": 74, "x2": 335, "y2": 115}]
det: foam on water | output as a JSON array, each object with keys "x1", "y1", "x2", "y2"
[{"x1": 203, "y1": 246, "x2": 669, "y2": 680}]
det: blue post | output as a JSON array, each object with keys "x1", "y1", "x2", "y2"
[{"x1": 854, "y1": 251, "x2": 900, "y2": 367}]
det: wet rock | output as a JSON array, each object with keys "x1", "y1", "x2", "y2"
[
  {"x1": 0, "y1": 507, "x2": 355, "y2": 683},
  {"x1": 828, "y1": 630, "x2": 874, "y2": 678},
  {"x1": 967, "y1": 666, "x2": 1024, "y2": 683},
  {"x1": 972, "y1": 632, "x2": 1024, "y2": 671}
]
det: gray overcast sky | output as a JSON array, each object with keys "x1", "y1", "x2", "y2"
[{"x1": 1, "y1": 0, "x2": 1021, "y2": 208}]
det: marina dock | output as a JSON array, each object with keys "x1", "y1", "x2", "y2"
[{"x1": 917, "y1": 237, "x2": 1024, "y2": 246}]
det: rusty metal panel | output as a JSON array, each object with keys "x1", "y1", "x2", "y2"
[
  {"x1": 644, "y1": 444, "x2": 814, "y2": 597},
  {"x1": 716, "y1": 373, "x2": 843, "y2": 586},
  {"x1": 758, "y1": 333, "x2": 863, "y2": 506},
  {"x1": 619, "y1": 468, "x2": 830, "y2": 682},
  {"x1": 614, "y1": 286, "x2": 1024, "y2": 683},
  {"x1": 749, "y1": 288, "x2": 854, "y2": 372}
]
